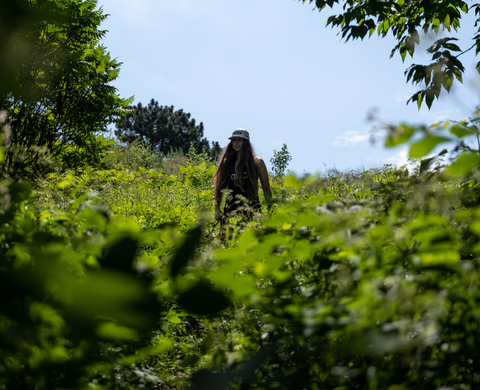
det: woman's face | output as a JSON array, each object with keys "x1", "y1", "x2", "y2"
[{"x1": 231, "y1": 137, "x2": 244, "y2": 152}]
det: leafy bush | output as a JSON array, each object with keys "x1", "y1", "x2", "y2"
[
  {"x1": 270, "y1": 143, "x2": 292, "y2": 179},
  {"x1": 0, "y1": 178, "x2": 168, "y2": 389},
  {"x1": 0, "y1": 0, "x2": 131, "y2": 178},
  {"x1": 103, "y1": 139, "x2": 164, "y2": 171},
  {"x1": 185, "y1": 165, "x2": 480, "y2": 390},
  {"x1": 4, "y1": 110, "x2": 480, "y2": 390}
]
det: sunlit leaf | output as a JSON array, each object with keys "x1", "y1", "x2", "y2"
[
  {"x1": 409, "y1": 135, "x2": 450, "y2": 158},
  {"x1": 96, "y1": 321, "x2": 140, "y2": 341},
  {"x1": 445, "y1": 152, "x2": 480, "y2": 176},
  {"x1": 449, "y1": 124, "x2": 475, "y2": 138}
]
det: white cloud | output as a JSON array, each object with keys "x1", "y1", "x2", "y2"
[
  {"x1": 395, "y1": 90, "x2": 412, "y2": 103},
  {"x1": 333, "y1": 131, "x2": 371, "y2": 146},
  {"x1": 385, "y1": 148, "x2": 409, "y2": 167}
]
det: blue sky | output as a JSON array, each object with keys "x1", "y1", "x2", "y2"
[{"x1": 97, "y1": 0, "x2": 480, "y2": 174}]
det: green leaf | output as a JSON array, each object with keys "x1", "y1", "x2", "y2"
[
  {"x1": 449, "y1": 124, "x2": 475, "y2": 138},
  {"x1": 432, "y1": 17, "x2": 440, "y2": 33},
  {"x1": 445, "y1": 43, "x2": 461, "y2": 51},
  {"x1": 409, "y1": 135, "x2": 450, "y2": 158},
  {"x1": 417, "y1": 91, "x2": 424, "y2": 110},
  {"x1": 101, "y1": 237, "x2": 138, "y2": 272},
  {"x1": 411, "y1": 29, "x2": 420, "y2": 44},
  {"x1": 178, "y1": 282, "x2": 231, "y2": 316},
  {"x1": 170, "y1": 223, "x2": 202, "y2": 277},
  {"x1": 121, "y1": 338, "x2": 173, "y2": 365},
  {"x1": 399, "y1": 43, "x2": 407, "y2": 61},
  {"x1": 445, "y1": 152, "x2": 480, "y2": 176},
  {"x1": 385, "y1": 124, "x2": 418, "y2": 147},
  {"x1": 33, "y1": 264, "x2": 158, "y2": 330},
  {"x1": 419, "y1": 156, "x2": 435, "y2": 174},
  {"x1": 444, "y1": 73, "x2": 454, "y2": 92},
  {"x1": 96, "y1": 322, "x2": 140, "y2": 341},
  {"x1": 383, "y1": 19, "x2": 390, "y2": 31},
  {"x1": 443, "y1": 14, "x2": 451, "y2": 29},
  {"x1": 426, "y1": 91, "x2": 434, "y2": 109},
  {"x1": 166, "y1": 311, "x2": 183, "y2": 324}
]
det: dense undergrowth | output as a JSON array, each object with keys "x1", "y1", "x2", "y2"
[{"x1": 2, "y1": 135, "x2": 480, "y2": 390}]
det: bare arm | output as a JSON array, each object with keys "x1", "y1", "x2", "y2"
[
  {"x1": 214, "y1": 194, "x2": 222, "y2": 221},
  {"x1": 257, "y1": 158, "x2": 273, "y2": 209}
]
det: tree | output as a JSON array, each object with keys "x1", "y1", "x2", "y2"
[
  {"x1": 270, "y1": 143, "x2": 292, "y2": 178},
  {"x1": 115, "y1": 99, "x2": 221, "y2": 159},
  {"x1": 0, "y1": 0, "x2": 131, "y2": 177},
  {"x1": 303, "y1": 0, "x2": 476, "y2": 109},
  {"x1": 0, "y1": 0, "x2": 43, "y2": 98}
]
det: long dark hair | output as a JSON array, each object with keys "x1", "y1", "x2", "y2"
[{"x1": 212, "y1": 139, "x2": 258, "y2": 204}]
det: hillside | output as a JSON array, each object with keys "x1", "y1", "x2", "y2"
[{"x1": 1, "y1": 139, "x2": 480, "y2": 390}]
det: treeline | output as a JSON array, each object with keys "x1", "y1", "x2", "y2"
[{"x1": 0, "y1": 0, "x2": 218, "y2": 180}]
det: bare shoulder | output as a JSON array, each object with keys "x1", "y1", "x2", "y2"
[
  {"x1": 255, "y1": 157, "x2": 266, "y2": 168},
  {"x1": 255, "y1": 157, "x2": 268, "y2": 175}
]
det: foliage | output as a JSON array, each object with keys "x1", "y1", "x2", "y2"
[
  {"x1": 4, "y1": 123, "x2": 480, "y2": 389},
  {"x1": 0, "y1": 0, "x2": 50, "y2": 97},
  {"x1": 270, "y1": 143, "x2": 292, "y2": 179},
  {"x1": 0, "y1": 143, "x2": 225, "y2": 389},
  {"x1": 0, "y1": 174, "x2": 166, "y2": 389},
  {"x1": 103, "y1": 139, "x2": 165, "y2": 171},
  {"x1": 5, "y1": 2, "x2": 480, "y2": 389},
  {"x1": 115, "y1": 99, "x2": 222, "y2": 159},
  {"x1": 184, "y1": 148, "x2": 480, "y2": 390},
  {"x1": 0, "y1": 0, "x2": 131, "y2": 178},
  {"x1": 302, "y1": 0, "x2": 475, "y2": 109}
]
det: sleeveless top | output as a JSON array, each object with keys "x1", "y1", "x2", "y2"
[{"x1": 224, "y1": 164, "x2": 260, "y2": 215}]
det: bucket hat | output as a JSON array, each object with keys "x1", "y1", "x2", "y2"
[{"x1": 229, "y1": 128, "x2": 250, "y2": 141}]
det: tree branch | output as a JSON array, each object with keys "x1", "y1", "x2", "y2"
[{"x1": 456, "y1": 43, "x2": 476, "y2": 58}]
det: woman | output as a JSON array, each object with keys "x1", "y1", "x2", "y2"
[{"x1": 212, "y1": 128, "x2": 272, "y2": 222}]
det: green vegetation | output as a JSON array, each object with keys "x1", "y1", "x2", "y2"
[
  {"x1": 3, "y1": 131, "x2": 480, "y2": 389},
  {"x1": 0, "y1": 0, "x2": 131, "y2": 178},
  {"x1": 3, "y1": 0, "x2": 480, "y2": 389},
  {"x1": 270, "y1": 143, "x2": 292, "y2": 179}
]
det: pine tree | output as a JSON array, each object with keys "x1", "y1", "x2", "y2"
[{"x1": 115, "y1": 99, "x2": 220, "y2": 158}]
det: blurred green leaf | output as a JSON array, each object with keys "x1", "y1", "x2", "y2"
[
  {"x1": 170, "y1": 223, "x2": 202, "y2": 277},
  {"x1": 445, "y1": 152, "x2": 480, "y2": 176},
  {"x1": 101, "y1": 237, "x2": 138, "y2": 273},
  {"x1": 385, "y1": 124, "x2": 418, "y2": 147},
  {"x1": 419, "y1": 156, "x2": 435, "y2": 174},
  {"x1": 166, "y1": 311, "x2": 183, "y2": 324},
  {"x1": 178, "y1": 282, "x2": 231, "y2": 316},
  {"x1": 121, "y1": 337, "x2": 173, "y2": 365},
  {"x1": 409, "y1": 135, "x2": 450, "y2": 158},
  {"x1": 96, "y1": 321, "x2": 140, "y2": 341},
  {"x1": 449, "y1": 124, "x2": 475, "y2": 138}
]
